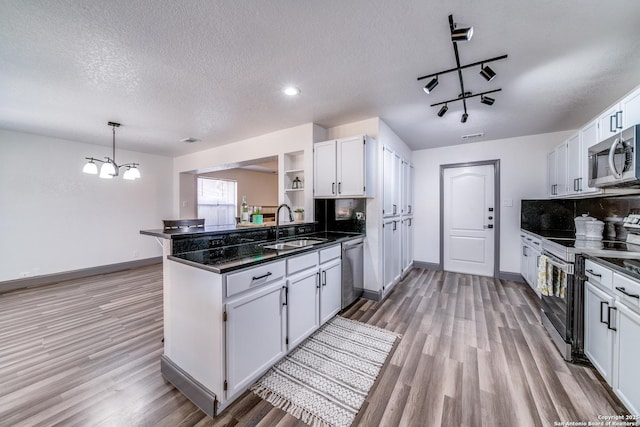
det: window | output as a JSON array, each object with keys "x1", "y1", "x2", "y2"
[{"x1": 197, "y1": 178, "x2": 237, "y2": 226}]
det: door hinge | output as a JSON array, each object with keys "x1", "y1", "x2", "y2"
[
  {"x1": 223, "y1": 380, "x2": 228, "y2": 391},
  {"x1": 363, "y1": 186, "x2": 365, "y2": 192},
  {"x1": 223, "y1": 311, "x2": 227, "y2": 322}
]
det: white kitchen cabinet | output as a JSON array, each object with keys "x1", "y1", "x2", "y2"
[
  {"x1": 597, "y1": 86, "x2": 640, "y2": 140},
  {"x1": 519, "y1": 235, "x2": 541, "y2": 292},
  {"x1": 566, "y1": 133, "x2": 581, "y2": 195},
  {"x1": 319, "y1": 258, "x2": 341, "y2": 324},
  {"x1": 578, "y1": 119, "x2": 601, "y2": 195},
  {"x1": 383, "y1": 218, "x2": 401, "y2": 295},
  {"x1": 225, "y1": 280, "x2": 287, "y2": 397},
  {"x1": 287, "y1": 268, "x2": 320, "y2": 349},
  {"x1": 313, "y1": 135, "x2": 375, "y2": 198},
  {"x1": 383, "y1": 147, "x2": 402, "y2": 217},
  {"x1": 612, "y1": 301, "x2": 640, "y2": 416},
  {"x1": 401, "y1": 217, "x2": 414, "y2": 275},
  {"x1": 548, "y1": 141, "x2": 568, "y2": 197},
  {"x1": 402, "y1": 161, "x2": 414, "y2": 215},
  {"x1": 313, "y1": 140, "x2": 337, "y2": 197},
  {"x1": 584, "y1": 281, "x2": 615, "y2": 383}
]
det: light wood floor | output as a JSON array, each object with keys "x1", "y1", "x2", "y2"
[{"x1": 0, "y1": 265, "x2": 627, "y2": 426}]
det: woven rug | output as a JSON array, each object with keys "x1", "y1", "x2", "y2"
[{"x1": 250, "y1": 316, "x2": 400, "y2": 427}]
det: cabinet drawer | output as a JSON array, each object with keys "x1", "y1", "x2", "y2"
[
  {"x1": 226, "y1": 261, "x2": 286, "y2": 298},
  {"x1": 585, "y1": 260, "x2": 613, "y2": 290},
  {"x1": 287, "y1": 252, "x2": 319, "y2": 275},
  {"x1": 613, "y1": 272, "x2": 640, "y2": 310},
  {"x1": 319, "y1": 245, "x2": 341, "y2": 264}
]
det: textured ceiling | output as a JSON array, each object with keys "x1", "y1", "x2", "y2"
[{"x1": 1, "y1": 1, "x2": 640, "y2": 156}]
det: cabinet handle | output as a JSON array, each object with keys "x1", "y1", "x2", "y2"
[
  {"x1": 616, "y1": 110, "x2": 623, "y2": 129},
  {"x1": 332, "y1": 182, "x2": 336, "y2": 194},
  {"x1": 393, "y1": 221, "x2": 397, "y2": 231},
  {"x1": 322, "y1": 270, "x2": 326, "y2": 287},
  {"x1": 615, "y1": 286, "x2": 640, "y2": 299},
  {"x1": 586, "y1": 269, "x2": 601, "y2": 278},
  {"x1": 338, "y1": 182, "x2": 341, "y2": 194},
  {"x1": 316, "y1": 272, "x2": 320, "y2": 289},
  {"x1": 408, "y1": 205, "x2": 412, "y2": 214},
  {"x1": 282, "y1": 286, "x2": 288, "y2": 306},
  {"x1": 610, "y1": 114, "x2": 617, "y2": 133},
  {"x1": 600, "y1": 301, "x2": 609, "y2": 324},
  {"x1": 409, "y1": 218, "x2": 412, "y2": 226},
  {"x1": 393, "y1": 204, "x2": 397, "y2": 214},
  {"x1": 578, "y1": 177, "x2": 583, "y2": 191},
  {"x1": 522, "y1": 246, "x2": 527, "y2": 256},
  {"x1": 252, "y1": 272, "x2": 272, "y2": 281},
  {"x1": 607, "y1": 306, "x2": 617, "y2": 331}
]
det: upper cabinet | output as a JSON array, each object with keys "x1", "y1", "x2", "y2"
[
  {"x1": 383, "y1": 146, "x2": 402, "y2": 217},
  {"x1": 548, "y1": 84, "x2": 640, "y2": 199},
  {"x1": 597, "y1": 86, "x2": 640, "y2": 140},
  {"x1": 313, "y1": 135, "x2": 376, "y2": 198}
]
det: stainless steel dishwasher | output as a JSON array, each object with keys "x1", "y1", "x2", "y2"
[{"x1": 342, "y1": 238, "x2": 364, "y2": 308}]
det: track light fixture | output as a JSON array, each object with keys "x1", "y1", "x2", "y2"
[
  {"x1": 416, "y1": 14, "x2": 507, "y2": 122},
  {"x1": 451, "y1": 26, "x2": 473, "y2": 42},
  {"x1": 481, "y1": 95, "x2": 495, "y2": 106},
  {"x1": 83, "y1": 122, "x2": 141, "y2": 180},
  {"x1": 480, "y1": 64, "x2": 496, "y2": 82},
  {"x1": 423, "y1": 77, "x2": 439, "y2": 94}
]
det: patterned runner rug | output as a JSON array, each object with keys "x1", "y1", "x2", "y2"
[{"x1": 250, "y1": 316, "x2": 400, "y2": 427}]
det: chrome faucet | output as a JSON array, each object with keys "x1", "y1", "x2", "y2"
[{"x1": 275, "y1": 203, "x2": 294, "y2": 241}]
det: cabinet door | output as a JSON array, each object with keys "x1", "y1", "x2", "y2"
[
  {"x1": 402, "y1": 218, "x2": 414, "y2": 274},
  {"x1": 520, "y1": 243, "x2": 530, "y2": 284},
  {"x1": 547, "y1": 150, "x2": 557, "y2": 197},
  {"x1": 584, "y1": 281, "x2": 615, "y2": 384},
  {"x1": 337, "y1": 136, "x2": 365, "y2": 196},
  {"x1": 598, "y1": 103, "x2": 622, "y2": 140},
  {"x1": 613, "y1": 302, "x2": 640, "y2": 415},
  {"x1": 406, "y1": 164, "x2": 414, "y2": 215},
  {"x1": 566, "y1": 133, "x2": 581, "y2": 195},
  {"x1": 555, "y1": 142, "x2": 568, "y2": 196},
  {"x1": 320, "y1": 260, "x2": 341, "y2": 324},
  {"x1": 226, "y1": 281, "x2": 287, "y2": 397},
  {"x1": 620, "y1": 86, "x2": 640, "y2": 130},
  {"x1": 383, "y1": 220, "x2": 401, "y2": 294},
  {"x1": 579, "y1": 119, "x2": 599, "y2": 194},
  {"x1": 383, "y1": 147, "x2": 396, "y2": 217},
  {"x1": 287, "y1": 270, "x2": 320, "y2": 349},
  {"x1": 314, "y1": 140, "x2": 337, "y2": 197}
]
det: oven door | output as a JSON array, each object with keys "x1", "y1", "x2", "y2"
[{"x1": 539, "y1": 252, "x2": 574, "y2": 360}]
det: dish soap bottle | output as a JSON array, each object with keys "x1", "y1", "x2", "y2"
[{"x1": 241, "y1": 196, "x2": 250, "y2": 223}]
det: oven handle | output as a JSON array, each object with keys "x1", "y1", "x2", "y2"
[{"x1": 543, "y1": 253, "x2": 574, "y2": 275}]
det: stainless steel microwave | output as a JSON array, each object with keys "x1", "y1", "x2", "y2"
[{"x1": 588, "y1": 124, "x2": 640, "y2": 188}]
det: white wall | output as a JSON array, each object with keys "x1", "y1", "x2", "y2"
[
  {"x1": 0, "y1": 129, "x2": 173, "y2": 282},
  {"x1": 173, "y1": 123, "x2": 322, "y2": 222},
  {"x1": 412, "y1": 130, "x2": 574, "y2": 274}
]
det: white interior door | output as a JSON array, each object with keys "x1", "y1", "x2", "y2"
[{"x1": 443, "y1": 164, "x2": 495, "y2": 277}]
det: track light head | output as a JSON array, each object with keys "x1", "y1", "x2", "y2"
[
  {"x1": 437, "y1": 104, "x2": 448, "y2": 117},
  {"x1": 423, "y1": 77, "x2": 439, "y2": 94},
  {"x1": 461, "y1": 113, "x2": 468, "y2": 123},
  {"x1": 480, "y1": 65, "x2": 496, "y2": 82},
  {"x1": 451, "y1": 26, "x2": 473, "y2": 42},
  {"x1": 481, "y1": 95, "x2": 495, "y2": 106}
]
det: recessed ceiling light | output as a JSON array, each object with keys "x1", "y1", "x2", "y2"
[
  {"x1": 283, "y1": 86, "x2": 301, "y2": 96},
  {"x1": 180, "y1": 137, "x2": 200, "y2": 144}
]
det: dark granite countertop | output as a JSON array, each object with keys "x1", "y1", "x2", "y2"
[
  {"x1": 520, "y1": 229, "x2": 577, "y2": 240},
  {"x1": 583, "y1": 255, "x2": 640, "y2": 283},
  {"x1": 167, "y1": 231, "x2": 364, "y2": 274},
  {"x1": 140, "y1": 221, "x2": 318, "y2": 239}
]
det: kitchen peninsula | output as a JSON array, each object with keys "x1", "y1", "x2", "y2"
[{"x1": 140, "y1": 221, "x2": 363, "y2": 417}]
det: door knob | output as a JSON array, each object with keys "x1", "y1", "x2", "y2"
[
  {"x1": 484, "y1": 224, "x2": 494, "y2": 229},
  {"x1": 488, "y1": 216, "x2": 493, "y2": 220}
]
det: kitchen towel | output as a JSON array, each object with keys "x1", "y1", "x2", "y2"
[{"x1": 537, "y1": 255, "x2": 567, "y2": 298}]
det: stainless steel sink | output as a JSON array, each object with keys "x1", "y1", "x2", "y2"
[{"x1": 262, "y1": 238, "x2": 326, "y2": 250}]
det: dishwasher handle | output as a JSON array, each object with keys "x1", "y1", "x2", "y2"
[{"x1": 343, "y1": 242, "x2": 364, "y2": 252}]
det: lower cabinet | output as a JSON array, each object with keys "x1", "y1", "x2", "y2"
[
  {"x1": 383, "y1": 219, "x2": 401, "y2": 294},
  {"x1": 401, "y1": 217, "x2": 414, "y2": 275},
  {"x1": 612, "y1": 302, "x2": 640, "y2": 415},
  {"x1": 225, "y1": 280, "x2": 287, "y2": 397},
  {"x1": 287, "y1": 269, "x2": 320, "y2": 349},
  {"x1": 584, "y1": 281, "x2": 615, "y2": 383},
  {"x1": 320, "y1": 259, "x2": 342, "y2": 324}
]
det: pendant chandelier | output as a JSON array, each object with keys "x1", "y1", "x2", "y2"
[
  {"x1": 417, "y1": 14, "x2": 508, "y2": 122},
  {"x1": 83, "y1": 122, "x2": 140, "y2": 180}
]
